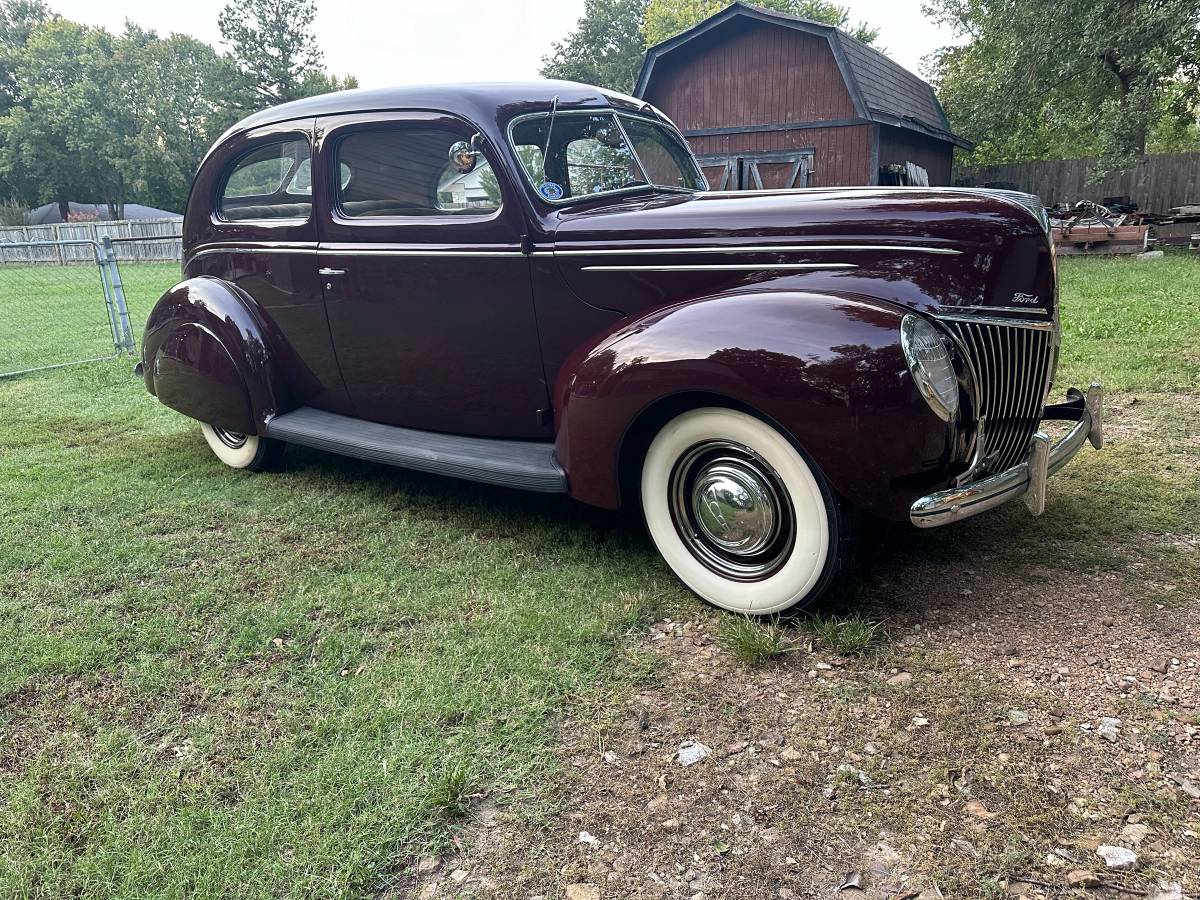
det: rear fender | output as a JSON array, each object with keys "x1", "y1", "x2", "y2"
[
  {"x1": 142, "y1": 277, "x2": 289, "y2": 435},
  {"x1": 555, "y1": 289, "x2": 950, "y2": 517}
]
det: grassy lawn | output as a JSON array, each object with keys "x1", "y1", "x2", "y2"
[
  {"x1": 1056, "y1": 253, "x2": 1200, "y2": 391},
  {"x1": 0, "y1": 253, "x2": 1197, "y2": 897},
  {"x1": 0, "y1": 261, "x2": 178, "y2": 376}
]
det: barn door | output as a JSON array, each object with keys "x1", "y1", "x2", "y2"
[
  {"x1": 694, "y1": 151, "x2": 813, "y2": 191},
  {"x1": 740, "y1": 151, "x2": 813, "y2": 190}
]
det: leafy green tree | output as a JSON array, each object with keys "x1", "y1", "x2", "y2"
[
  {"x1": 218, "y1": 0, "x2": 354, "y2": 105},
  {"x1": 0, "y1": 0, "x2": 48, "y2": 114},
  {"x1": 926, "y1": 0, "x2": 1200, "y2": 173},
  {"x1": 644, "y1": 0, "x2": 878, "y2": 47},
  {"x1": 132, "y1": 28, "x2": 252, "y2": 211},
  {"x1": 0, "y1": 18, "x2": 101, "y2": 219},
  {"x1": 539, "y1": 0, "x2": 649, "y2": 94}
]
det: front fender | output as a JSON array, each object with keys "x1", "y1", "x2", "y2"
[
  {"x1": 142, "y1": 277, "x2": 290, "y2": 435},
  {"x1": 555, "y1": 290, "x2": 951, "y2": 518}
]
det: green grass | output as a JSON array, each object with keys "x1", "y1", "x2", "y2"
[
  {"x1": 803, "y1": 613, "x2": 882, "y2": 655},
  {"x1": 1056, "y1": 252, "x2": 1200, "y2": 391},
  {"x1": 717, "y1": 616, "x2": 790, "y2": 664},
  {"x1": 0, "y1": 357, "x2": 685, "y2": 897},
  {"x1": 0, "y1": 255, "x2": 1197, "y2": 897},
  {"x1": 0, "y1": 261, "x2": 177, "y2": 375}
]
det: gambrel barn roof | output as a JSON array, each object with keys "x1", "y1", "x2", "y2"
[{"x1": 635, "y1": 2, "x2": 972, "y2": 149}]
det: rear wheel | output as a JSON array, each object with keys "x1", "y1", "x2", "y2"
[
  {"x1": 640, "y1": 407, "x2": 847, "y2": 616},
  {"x1": 200, "y1": 423, "x2": 284, "y2": 471}
]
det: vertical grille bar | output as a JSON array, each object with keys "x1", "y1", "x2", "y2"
[{"x1": 942, "y1": 317, "x2": 1058, "y2": 474}]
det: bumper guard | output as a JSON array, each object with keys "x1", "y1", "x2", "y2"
[{"x1": 910, "y1": 383, "x2": 1103, "y2": 528}]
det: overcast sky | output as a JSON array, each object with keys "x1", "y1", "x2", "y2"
[{"x1": 46, "y1": 0, "x2": 961, "y2": 86}]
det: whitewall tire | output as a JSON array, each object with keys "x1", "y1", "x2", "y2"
[
  {"x1": 200, "y1": 423, "x2": 283, "y2": 471},
  {"x1": 641, "y1": 407, "x2": 843, "y2": 616}
]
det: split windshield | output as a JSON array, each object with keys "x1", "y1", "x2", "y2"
[{"x1": 509, "y1": 111, "x2": 707, "y2": 203}]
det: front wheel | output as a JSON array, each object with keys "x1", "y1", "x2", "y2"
[
  {"x1": 640, "y1": 408, "x2": 848, "y2": 616},
  {"x1": 200, "y1": 423, "x2": 284, "y2": 471}
]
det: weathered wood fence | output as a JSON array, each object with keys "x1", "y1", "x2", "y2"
[
  {"x1": 954, "y1": 152, "x2": 1200, "y2": 213},
  {"x1": 0, "y1": 218, "x2": 182, "y2": 264}
]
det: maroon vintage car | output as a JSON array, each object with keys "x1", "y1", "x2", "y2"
[{"x1": 140, "y1": 81, "x2": 1103, "y2": 615}]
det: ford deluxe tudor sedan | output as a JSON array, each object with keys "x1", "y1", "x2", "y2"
[{"x1": 140, "y1": 81, "x2": 1103, "y2": 615}]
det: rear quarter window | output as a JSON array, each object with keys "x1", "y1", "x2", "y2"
[{"x1": 218, "y1": 137, "x2": 312, "y2": 222}]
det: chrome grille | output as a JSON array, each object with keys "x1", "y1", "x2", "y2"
[{"x1": 941, "y1": 317, "x2": 1058, "y2": 473}]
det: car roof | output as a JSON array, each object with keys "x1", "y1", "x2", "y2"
[{"x1": 221, "y1": 81, "x2": 648, "y2": 141}]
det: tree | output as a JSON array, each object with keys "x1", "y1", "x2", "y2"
[
  {"x1": 540, "y1": 0, "x2": 649, "y2": 94},
  {"x1": 0, "y1": 0, "x2": 49, "y2": 114},
  {"x1": 643, "y1": 0, "x2": 878, "y2": 47},
  {"x1": 134, "y1": 29, "x2": 252, "y2": 211},
  {"x1": 926, "y1": 0, "x2": 1200, "y2": 173},
  {"x1": 0, "y1": 18, "x2": 102, "y2": 218},
  {"x1": 218, "y1": 0, "x2": 354, "y2": 105}
]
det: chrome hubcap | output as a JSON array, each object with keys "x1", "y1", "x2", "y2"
[
  {"x1": 212, "y1": 427, "x2": 247, "y2": 449},
  {"x1": 669, "y1": 441, "x2": 795, "y2": 581},
  {"x1": 692, "y1": 463, "x2": 776, "y2": 554}
]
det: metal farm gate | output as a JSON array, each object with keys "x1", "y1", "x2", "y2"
[{"x1": 0, "y1": 236, "x2": 137, "y2": 379}]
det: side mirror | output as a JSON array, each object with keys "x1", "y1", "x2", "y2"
[{"x1": 449, "y1": 134, "x2": 484, "y2": 174}]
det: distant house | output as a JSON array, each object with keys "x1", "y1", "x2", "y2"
[
  {"x1": 437, "y1": 166, "x2": 496, "y2": 208},
  {"x1": 634, "y1": 2, "x2": 972, "y2": 190},
  {"x1": 27, "y1": 201, "x2": 181, "y2": 225}
]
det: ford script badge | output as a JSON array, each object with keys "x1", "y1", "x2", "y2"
[{"x1": 1011, "y1": 292, "x2": 1039, "y2": 305}]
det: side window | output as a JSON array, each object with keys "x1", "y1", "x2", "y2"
[
  {"x1": 218, "y1": 137, "x2": 312, "y2": 221},
  {"x1": 619, "y1": 116, "x2": 707, "y2": 190},
  {"x1": 335, "y1": 125, "x2": 501, "y2": 218}
]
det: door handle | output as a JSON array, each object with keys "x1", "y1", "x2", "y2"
[{"x1": 318, "y1": 267, "x2": 346, "y2": 276}]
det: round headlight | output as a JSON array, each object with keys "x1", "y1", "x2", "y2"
[{"x1": 901, "y1": 315, "x2": 959, "y2": 422}]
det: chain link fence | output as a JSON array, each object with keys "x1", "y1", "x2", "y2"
[{"x1": 0, "y1": 235, "x2": 181, "y2": 379}]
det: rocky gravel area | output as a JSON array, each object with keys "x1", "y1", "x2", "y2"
[{"x1": 397, "y1": 565, "x2": 1199, "y2": 900}]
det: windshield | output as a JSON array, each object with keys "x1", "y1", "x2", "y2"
[{"x1": 509, "y1": 110, "x2": 707, "y2": 203}]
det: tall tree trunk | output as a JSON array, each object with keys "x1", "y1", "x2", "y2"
[{"x1": 1099, "y1": 50, "x2": 1149, "y2": 156}]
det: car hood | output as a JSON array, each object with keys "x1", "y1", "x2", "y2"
[{"x1": 546, "y1": 187, "x2": 1057, "y2": 321}]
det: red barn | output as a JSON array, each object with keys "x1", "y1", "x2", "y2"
[{"x1": 634, "y1": 2, "x2": 972, "y2": 190}]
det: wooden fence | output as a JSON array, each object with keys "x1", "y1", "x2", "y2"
[
  {"x1": 0, "y1": 218, "x2": 182, "y2": 264},
  {"x1": 954, "y1": 152, "x2": 1200, "y2": 213}
]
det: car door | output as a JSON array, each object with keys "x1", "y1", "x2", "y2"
[
  {"x1": 315, "y1": 111, "x2": 550, "y2": 439},
  {"x1": 187, "y1": 121, "x2": 353, "y2": 415}
]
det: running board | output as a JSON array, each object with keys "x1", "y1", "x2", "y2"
[{"x1": 265, "y1": 407, "x2": 567, "y2": 493}]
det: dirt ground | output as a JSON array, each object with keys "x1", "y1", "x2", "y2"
[
  {"x1": 401, "y1": 567, "x2": 1199, "y2": 899},
  {"x1": 397, "y1": 396, "x2": 1199, "y2": 900}
]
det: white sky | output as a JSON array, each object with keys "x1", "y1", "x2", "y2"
[{"x1": 45, "y1": 0, "x2": 961, "y2": 86}]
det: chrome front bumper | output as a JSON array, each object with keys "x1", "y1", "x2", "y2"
[{"x1": 910, "y1": 383, "x2": 1103, "y2": 528}]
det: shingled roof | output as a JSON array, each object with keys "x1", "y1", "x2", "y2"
[{"x1": 634, "y1": 1, "x2": 972, "y2": 149}]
